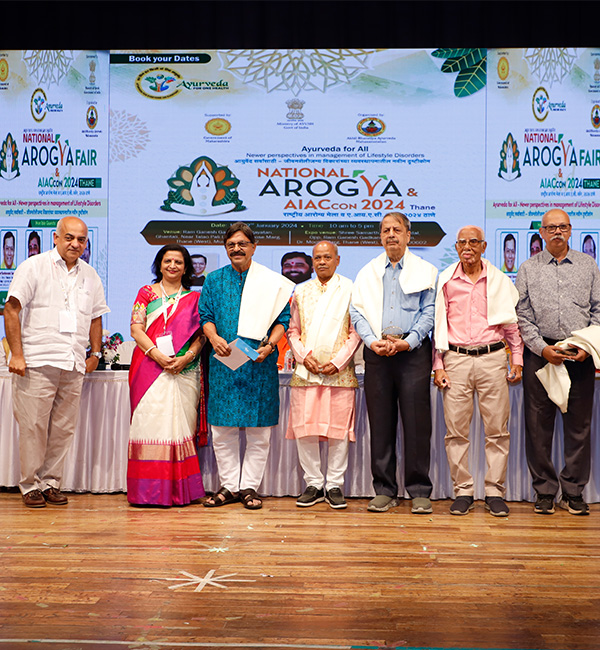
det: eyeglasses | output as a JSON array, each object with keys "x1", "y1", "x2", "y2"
[
  {"x1": 226, "y1": 241, "x2": 252, "y2": 251},
  {"x1": 541, "y1": 224, "x2": 571, "y2": 234},
  {"x1": 456, "y1": 239, "x2": 484, "y2": 248}
]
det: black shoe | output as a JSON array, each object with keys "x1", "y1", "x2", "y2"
[
  {"x1": 449, "y1": 495, "x2": 474, "y2": 515},
  {"x1": 559, "y1": 493, "x2": 589, "y2": 516},
  {"x1": 485, "y1": 496, "x2": 509, "y2": 517},
  {"x1": 296, "y1": 486, "x2": 325, "y2": 507},
  {"x1": 325, "y1": 487, "x2": 347, "y2": 509},
  {"x1": 534, "y1": 493, "x2": 555, "y2": 515}
]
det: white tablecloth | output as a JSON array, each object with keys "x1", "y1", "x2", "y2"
[
  {"x1": 1, "y1": 368, "x2": 599, "y2": 501},
  {"x1": 0, "y1": 369, "x2": 131, "y2": 493}
]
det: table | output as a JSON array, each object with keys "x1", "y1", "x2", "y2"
[
  {"x1": 1, "y1": 369, "x2": 599, "y2": 501},
  {"x1": 0, "y1": 369, "x2": 131, "y2": 493}
]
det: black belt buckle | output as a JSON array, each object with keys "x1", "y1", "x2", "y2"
[{"x1": 450, "y1": 341, "x2": 504, "y2": 356}]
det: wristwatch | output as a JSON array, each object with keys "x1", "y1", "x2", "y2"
[{"x1": 90, "y1": 351, "x2": 102, "y2": 359}]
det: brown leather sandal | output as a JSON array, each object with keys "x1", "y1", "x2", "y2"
[
  {"x1": 203, "y1": 487, "x2": 239, "y2": 507},
  {"x1": 239, "y1": 488, "x2": 262, "y2": 510}
]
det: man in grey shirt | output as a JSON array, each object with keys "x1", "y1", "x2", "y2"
[{"x1": 516, "y1": 208, "x2": 600, "y2": 516}]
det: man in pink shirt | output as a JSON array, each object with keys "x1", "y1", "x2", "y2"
[{"x1": 433, "y1": 226, "x2": 523, "y2": 516}]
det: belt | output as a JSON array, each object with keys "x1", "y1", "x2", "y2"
[
  {"x1": 449, "y1": 341, "x2": 505, "y2": 356},
  {"x1": 382, "y1": 332, "x2": 409, "y2": 340}
]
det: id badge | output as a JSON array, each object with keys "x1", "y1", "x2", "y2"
[
  {"x1": 59, "y1": 310, "x2": 77, "y2": 333},
  {"x1": 156, "y1": 333, "x2": 175, "y2": 357}
]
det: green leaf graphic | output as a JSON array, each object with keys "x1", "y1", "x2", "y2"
[
  {"x1": 433, "y1": 48, "x2": 487, "y2": 98},
  {"x1": 454, "y1": 56, "x2": 487, "y2": 97},
  {"x1": 441, "y1": 49, "x2": 485, "y2": 74},
  {"x1": 431, "y1": 48, "x2": 474, "y2": 59}
]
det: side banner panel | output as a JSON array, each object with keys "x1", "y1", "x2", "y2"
[
  {"x1": 0, "y1": 49, "x2": 110, "y2": 312},
  {"x1": 487, "y1": 48, "x2": 600, "y2": 274}
]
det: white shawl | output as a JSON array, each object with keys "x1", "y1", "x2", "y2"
[
  {"x1": 535, "y1": 325, "x2": 600, "y2": 413},
  {"x1": 351, "y1": 250, "x2": 437, "y2": 338},
  {"x1": 237, "y1": 261, "x2": 295, "y2": 341},
  {"x1": 434, "y1": 259, "x2": 519, "y2": 352}
]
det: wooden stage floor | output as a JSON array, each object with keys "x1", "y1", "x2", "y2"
[{"x1": 0, "y1": 492, "x2": 598, "y2": 650}]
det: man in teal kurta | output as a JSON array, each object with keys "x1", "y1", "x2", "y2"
[{"x1": 199, "y1": 222, "x2": 293, "y2": 509}]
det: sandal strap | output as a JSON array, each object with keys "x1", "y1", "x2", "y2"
[
  {"x1": 239, "y1": 488, "x2": 259, "y2": 502},
  {"x1": 217, "y1": 487, "x2": 237, "y2": 501}
]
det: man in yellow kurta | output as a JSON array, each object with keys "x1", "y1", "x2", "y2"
[{"x1": 286, "y1": 241, "x2": 361, "y2": 509}]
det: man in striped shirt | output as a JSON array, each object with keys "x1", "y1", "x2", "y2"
[{"x1": 516, "y1": 208, "x2": 600, "y2": 516}]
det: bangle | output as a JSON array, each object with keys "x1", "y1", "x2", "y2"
[
  {"x1": 186, "y1": 349, "x2": 196, "y2": 359},
  {"x1": 144, "y1": 345, "x2": 157, "y2": 357}
]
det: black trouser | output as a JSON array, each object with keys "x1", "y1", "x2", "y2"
[
  {"x1": 363, "y1": 337, "x2": 432, "y2": 498},
  {"x1": 522, "y1": 345, "x2": 594, "y2": 497}
]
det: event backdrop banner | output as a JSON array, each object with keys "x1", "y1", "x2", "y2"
[
  {"x1": 0, "y1": 50, "x2": 109, "y2": 312},
  {"x1": 107, "y1": 49, "x2": 485, "y2": 331},
  {"x1": 2, "y1": 49, "x2": 599, "y2": 337}
]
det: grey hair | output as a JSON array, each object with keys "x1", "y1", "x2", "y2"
[{"x1": 380, "y1": 212, "x2": 410, "y2": 232}]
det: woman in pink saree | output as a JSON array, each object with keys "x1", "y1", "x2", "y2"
[{"x1": 127, "y1": 244, "x2": 206, "y2": 506}]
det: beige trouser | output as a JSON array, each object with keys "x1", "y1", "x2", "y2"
[
  {"x1": 442, "y1": 349, "x2": 510, "y2": 497},
  {"x1": 13, "y1": 365, "x2": 83, "y2": 495}
]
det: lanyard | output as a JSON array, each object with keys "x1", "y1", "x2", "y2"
[
  {"x1": 52, "y1": 258, "x2": 79, "y2": 311},
  {"x1": 159, "y1": 282, "x2": 183, "y2": 332}
]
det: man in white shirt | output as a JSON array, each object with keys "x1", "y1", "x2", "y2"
[{"x1": 4, "y1": 217, "x2": 109, "y2": 508}]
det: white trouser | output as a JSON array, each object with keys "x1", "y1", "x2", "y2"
[
  {"x1": 13, "y1": 366, "x2": 84, "y2": 495},
  {"x1": 210, "y1": 426, "x2": 271, "y2": 492},
  {"x1": 296, "y1": 436, "x2": 349, "y2": 491}
]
